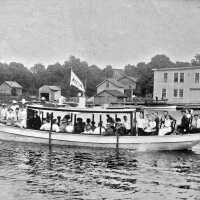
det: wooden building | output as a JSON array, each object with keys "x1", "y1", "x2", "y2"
[
  {"x1": 39, "y1": 85, "x2": 61, "y2": 101},
  {"x1": 153, "y1": 66, "x2": 200, "y2": 104},
  {"x1": 95, "y1": 69, "x2": 137, "y2": 105},
  {"x1": 94, "y1": 90, "x2": 126, "y2": 105},
  {"x1": 0, "y1": 81, "x2": 23, "y2": 96}
]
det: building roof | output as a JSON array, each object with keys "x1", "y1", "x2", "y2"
[
  {"x1": 118, "y1": 75, "x2": 137, "y2": 82},
  {"x1": 96, "y1": 78, "x2": 125, "y2": 88},
  {"x1": 39, "y1": 85, "x2": 61, "y2": 91},
  {"x1": 4, "y1": 81, "x2": 22, "y2": 88},
  {"x1": 153, "y1": 66, "x2": 200, "y2": 71},
  {"x1": 48, "y1": 86, "x2": 61, "y2": 91},
  {"x1": 96, "y1": 90, "x2": 126, "y2": 97}
]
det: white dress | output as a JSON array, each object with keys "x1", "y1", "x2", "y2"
[{"x1": 159, "y1": 119, "x2": 172, "y2": 136}]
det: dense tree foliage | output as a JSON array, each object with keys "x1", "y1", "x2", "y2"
[{"x1": 0, "y1": 54, "x2": 198, "y2": 97}]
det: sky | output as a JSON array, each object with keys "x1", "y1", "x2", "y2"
[{"x1": 0, "y1": 0, "x2": 200, "y2": 68}]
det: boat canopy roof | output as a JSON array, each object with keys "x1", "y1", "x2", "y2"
[{"x1": 27, "y1": 105, "x2": 136, "y2": 114}]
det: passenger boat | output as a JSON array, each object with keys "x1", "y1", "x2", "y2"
[{"x1": 0, "y1": 105, "x2": 200, "y2": 151}]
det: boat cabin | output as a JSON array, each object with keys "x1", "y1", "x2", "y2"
[{"x1": 27, "y1": 105, "x2": 137, "y2": 135}]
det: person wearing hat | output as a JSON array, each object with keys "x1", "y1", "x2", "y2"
[
  {"x1": 11, "y1": 100, "x2": 19, "y2": 111},
  {"x1": 190, "y1": 113, "x2": 200, "y2": 133},
  {"x1": 6, "y1": 107, "x2": 15, "y2": 125},
  {"x1": 177, "y1": 109, "x2": 190, "y2": 134}
]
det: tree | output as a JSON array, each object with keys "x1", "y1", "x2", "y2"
[
  {"x1": 103, "y1": 65, "x2": 113, "y2": 78},
  {"x1": 191, "y1": 54, "x2": 200, "y2": 66},
  {"x1": 30, "y1": 63, "x2": 46, "y2": 74}
]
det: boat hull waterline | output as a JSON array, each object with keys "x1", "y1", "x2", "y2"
[{"x1": 0, "y1": 125, "x2": 200, "y2": 151}]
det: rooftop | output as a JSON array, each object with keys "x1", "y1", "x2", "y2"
[
  {"x1": 153, "y1": 66, "x2": 200, "y2": 71},
  {"x1": 4, "y1": 81, "x2": 22, "y2": 88}
]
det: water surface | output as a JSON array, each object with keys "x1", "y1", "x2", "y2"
[{"x1": 0, "y1": 141, "x2": 200, "y2": 200}]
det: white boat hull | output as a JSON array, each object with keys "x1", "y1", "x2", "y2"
[{"x1": 0, "y1": 125, "x2": 200, "y2": 151}]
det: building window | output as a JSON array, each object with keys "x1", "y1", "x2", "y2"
[
  {"x1": 162, "y1": 88, "x2": 166, "y2": 99},
  {"x1": 174, "y1": 73, "x2": 178, "y2": 83},
  {"x1": 174, "y1": 89, "x2": 178, "y2": 97},
  {"x1": 164, "y1": 73, "x2": 168, "y2": 82},
  {"x1": 179, "y1": 89, "x2": 183, "y2": 97},
  {"x1": 106, "y1": 80, "x2": 109, "y2": 88},
  {"x1": 180, "y1": 73, "x2": 184, "y2": 83},
  {"x1": 195, "y1": 73, "x2": 199, "y2": 83}
]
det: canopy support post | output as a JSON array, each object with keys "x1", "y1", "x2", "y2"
[
  {"x1": 49, "y1": 112, "x2": 53, "y2": 152},
  {"x1": 130, "y1": 112, "x2": 133, "y2": 135}
]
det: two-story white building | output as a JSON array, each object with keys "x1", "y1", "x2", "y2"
[{"x1": 153, "y1": 66, "x2": 200, "y2": 104}]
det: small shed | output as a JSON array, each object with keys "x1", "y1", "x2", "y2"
[
  {"x1": 94, "y1": 90, "x2": 127, "y2": 105},
  {"x1": 0, "y1": 81, "x2": 23, "y2": 96},
  {"x1": 39, "y1": 85, "x2": 61, "y2": 101}
]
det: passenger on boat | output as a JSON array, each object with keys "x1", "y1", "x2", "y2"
[
  {"x1": 91, "y1": 121, "x2": 96, "y2": 131},
  {"x1": 32, "y1": 111, "x2": 41, "y2": 130},
  {"x1": 190, "y1": 113, "x2": 200, "y2": 133},
  {"x1": 160, "y1": 111, "x2": 176, "y2": 127},
  {"x1": 59, "y1": 114, "x2": 71, "y2": 132},
  {"x1": 158, "y1": 115, "x2": 172, "y2": 136},
  {"x1": 177, "y1": 109, "x2": 190, "y2": 134},
  {"x1": 137, "y1": 112, "x2": 146, "y2": 136},
  {"x1": 93, "y1": 121, "x2": 106, "y2": 135},
  {"x1": 123, "y1": 115, "x2": 131, "y2": 135},
  {"x1": 10, "y1": 100, "x2": 19, "y2": 111},
  {"x1": 153, "y1": 112, "x2": 160, "y2": 135},
  {"x1": 115, "y1": 118, "x2": 125, "y2": 135},
  {"x1": 14, "y1": 106, "x2": 27, "y2": 128},
  {"x1": 6, "y1": 107, "x2": 15, "y2": 125},
  {"x1": 84, "y1": 118, "x2": 92, "y2": 133},
  {"x1": 74, "y1": 118, "x2": 85, "y2": 134},
  {"x1": 40, "y1": 119, "x2": 51, "y2": 131},
  {"x1": 52, "y1": 119, "x2": 60, "y2": 132},
  {"x1": 144, "y1": 114, "x2": 156, "y2": 135},
  {"x1": 106, "y1": 115, "x2": 115, "y2": 135},
  {"x1": 0, "y1": 104, "x2": 7, "y2": 122}
]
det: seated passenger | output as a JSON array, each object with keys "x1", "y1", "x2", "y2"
[
  {"x1": 190, "y1": 114, "x2": 200, "y2": 133},
  {"x1": 93, "y1": 121, "x2": 106, "y2": 135},
  {"x1": 91, "y1": 121, "x2": 96, "y2": 131},
  {"x1": 144, "y1": 114, "x2": 156, "y2": 135},
  {"x1": 6, "y1": 107, "x2": 15, "y2": 125},
  {"x1": 116, "y1": 118, "x2": 126, "y2": 135},
  {"x1": 30, "y1": 111, "x2": 41, "y2": 130},
  {"x1": 153, "y1": 112, "x2": 160, "y2": 135},
  {"x1": 59, "y1": 115, "x2": 71, "y2": 132},
  {"x1": 177, "y1": 109, "x2": 190, "y2": 134},
  {"x1": 74, "y1": 118, "x2": 85, "y2": 134},
  {"x1": 123, "y1": 116, "x2": 131, "y2": 135},
  {"x1": 52, "y1": 119, "x2": 60, "y2": 132},
  {"x1": 105, "y1": 115, "x2": 115, "y2": 135},
  {"x1": 158, "y1": 115, "x2": 172, "y2": 136},
  {"x1": 160, "y1": 111, "x2": 176, "y2": 127},
  {"x1": 84, "y1": 118, "x2": 92, "y2": 133},
  {"x1": 14, "y1": 106, "x2": 27, "y2": 128},
  {"x1": 40, "y1": 119, "x2": 51, "y2": 131},
  {"x1": 137, "y1": 112, "x2": 147, "y2": 136},
  {"x1": 0, "y1": 104, "x2": 7, "y2": 122}
]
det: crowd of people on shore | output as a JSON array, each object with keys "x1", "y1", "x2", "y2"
[
  {"x1": 1, "y1": 101, "x2": 200, "y2": 136},
  {"x1": 0, "y1": 100, "x2": 27, "y2": 128}
]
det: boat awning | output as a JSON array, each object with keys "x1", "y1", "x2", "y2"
[{"x1": 27, "y1": 105, "x2": 136, "y2": 114}]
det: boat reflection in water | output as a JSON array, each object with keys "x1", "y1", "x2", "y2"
[{"x1": 0, "y1": 141, "x2": 199, "y2": 200}]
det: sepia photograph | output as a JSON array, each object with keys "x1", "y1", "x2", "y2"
[{"x1": 0, "y1": 0, "x2": 200, "y2": 199}]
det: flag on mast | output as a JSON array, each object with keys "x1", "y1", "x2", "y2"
[{"x1": 70, "y1": 69, "x2": 85, "y2": 92}]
